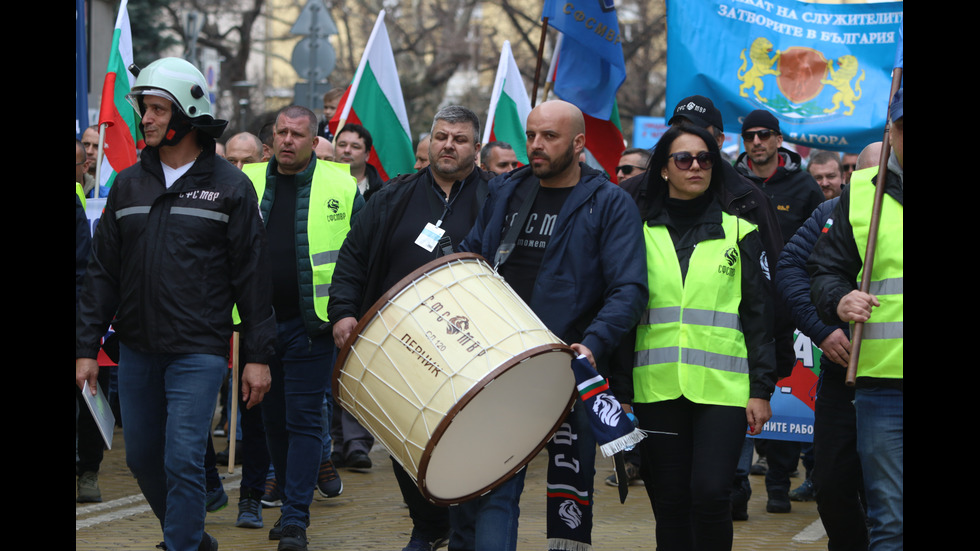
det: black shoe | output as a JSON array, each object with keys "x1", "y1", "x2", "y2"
[
  {"x1": 277, "y1": 524, "x2": 309, "y2": 551},
  {"x1": 330, "y1": 451, "x2": 345, "y2": 468},
  {"x1": 346, "y1": 450, "x2": 372, "y2": 470},
  {"x1": 215, "y1": 442, "x2": 243, "y2": 466},
  {"x1": 198, "y1": 532, "x2": 218, "y2": 551},
  {"x1": 766, "y1": 491, "x2": 792, "y2": 513},
  {"x1": 269, "y1": 517, "x2": 310, "y2": 541}
]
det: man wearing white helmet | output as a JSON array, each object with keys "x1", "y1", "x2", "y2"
[{"x1": 75, "y1": 57, "x2": 277, "y2": 551}]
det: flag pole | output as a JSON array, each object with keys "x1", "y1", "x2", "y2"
[
  {"x1": 95, "y1": 123, "x2": 109, "y2": 198},
  {"x1": 845, "y1": 65, "x2": 902, "y2": 387},
  {"x1": 531, "y1": 18, "x2": 549, "y2": 108},
  {"x1": 228, "y1": 332, "x2": 240, "y2": 473}
]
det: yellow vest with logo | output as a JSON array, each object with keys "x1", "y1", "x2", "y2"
[
  {"x1": 238, "y1": 160, "x2": 356, "y2": 326},
  {"x1": 849, "y1": 167, "x2": 903, "y2": 379},
  {"x1": 634, "y1": 213, "x2": 756, "y2": 407}
]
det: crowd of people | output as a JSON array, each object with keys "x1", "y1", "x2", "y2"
[{"x1": 76, "y1": 56, "x2": 902, "y2": 551}]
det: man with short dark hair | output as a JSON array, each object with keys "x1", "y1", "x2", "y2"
[
  {"x1": 242, "y1": 104, "x2": 362, "y2": 551},
  {"x1": 330, "y1": 104, "x2": 492, "y2": 551},
  {"x1": 735, "y1": 110, "x2": 825, "y2": 243},
  {"x1": 615, "y1": 147, "x2": 650, "y2": 183},
  {"x1": 76, "y1": 57, "x2": 276, "y2": 551},
  {"x1": 807, "y1": 150, "x2": 845, "y2": 200},
  {"x1": 336, "y1": 123, "x2": 384, "y2": 200},
  {"x1": 457, "y1": 99, "x2": 647, "y2": 551},
  {"x1": 480, "y1": 140, "x2": 520, "y2": 175}
]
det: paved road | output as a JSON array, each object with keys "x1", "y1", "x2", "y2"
[{"x1": 76, "y1": 418, "x2": 829, "y2": 550}]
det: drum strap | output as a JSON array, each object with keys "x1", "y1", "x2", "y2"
[{"x1": 493, "y1": 180, "x2": 539, "y2": 270}]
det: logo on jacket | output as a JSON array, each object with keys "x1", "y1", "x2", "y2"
[
  {"x1": 324, "y1": 198, "x2": 347, "y2": 222},
  {"x1": 719, "y1": 247, "x2": 739, "y2": 277}
]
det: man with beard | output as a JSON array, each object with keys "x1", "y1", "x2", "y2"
[
  {"x1": 330, "y1": 105, "x2": 493, "y2": 551},
  {"x1": 456, "y1": 100, "x2": 647, "y2": 551}
]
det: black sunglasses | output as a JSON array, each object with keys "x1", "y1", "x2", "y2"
[
  {"x1": 669, "y1": 151, "x2": 715, "y2": 170},
  {"x1": 616, "y1": 165, "x2": 645, "y2": 176},
  {"x1": 842, "y1": 163, "x2": 856, "y2": 172},
  {"x1": 741, "y1": 129, "x2": 778, "y2": 141}
]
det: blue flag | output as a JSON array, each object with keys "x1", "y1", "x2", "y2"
[
  {"x1": 543, "y1": 0, "x2": 626, "y2": 120},
  {"x1": 666, "y1": 0, "x2": 903, "y2": 152}
]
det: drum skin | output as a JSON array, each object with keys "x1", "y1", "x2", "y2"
[{"x1": 334, "y1": 253, "x2": 576, "y2": 505}]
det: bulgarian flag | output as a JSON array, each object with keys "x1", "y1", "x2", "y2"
[
  {"x1": 329, "y1": 10, "x2": 413, "y2": 181},
  {"x1": 545, "y1": 32, "x2": 625, "y2": 183},
  {"x1": 483, "y1": 41, "x2": 531, "y2": 164},
  {"x1": 96, "y1": 0, "x2": 140, "y2": 191}
]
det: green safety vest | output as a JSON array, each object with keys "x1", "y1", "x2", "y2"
[
  {"x1": 849, "y1": 167, "x2": 903, "y2": 379},
  {"x1": 238, "y1": 160, "x2": 356, "y2": 327},
  {"x1": 634, "y1": 213, "x2": 756, "y2": 407}
]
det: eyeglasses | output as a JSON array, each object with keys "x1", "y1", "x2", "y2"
[
  {"x1": 616, "y1": 165, "x2": 645, "y2": 176},
  {"x1": 842, "y1": 163, "x2": 856, "y2": 172},
  {"x1": 669, "y1": 151, "x2": 715, "y2": 170},
  {"x1": 741, "y1": 129, "x2": 777, "y2": 141}
]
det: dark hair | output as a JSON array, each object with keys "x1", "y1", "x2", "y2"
[
  {"x1": 480, "y1": 141, "x2": 514, "y2": 166},
  {"x1": 338, "y1": 123, "x2": 373, "y2": 152},
  {"x1": 277, "y1": 105, "x2": 318, "y2": 137},
  {"x1": 621, "y1": 147, "x2": 651, "y2": 165},
  {"x1": 807, "y1": 150, "x2": 843, "y2": 174},
  {"x1": 646, "y1": 125, "x2": 724, "y2": 200}
]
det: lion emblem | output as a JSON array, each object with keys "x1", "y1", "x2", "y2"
[
  {"x1": 738, "y1": 37, "x2": 781, "y2": 103},
  {"x1": 821, "y1": 55, "x2": 865, "y2": 116},
  {"x1": 593, "y1": 394, "x2": 621, "y2": 427},
  {"x1": 558, "y1": 500, "x2": 583, "y2": 529}
]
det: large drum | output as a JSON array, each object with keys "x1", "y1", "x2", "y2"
[{"x1": 334, "y1": 253, "x2": 576, "y2": 505}]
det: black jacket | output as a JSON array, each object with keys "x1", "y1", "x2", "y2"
[
  {"x1": 75, "y1": 140, "x2": 277, "y2": 364},
  {"x1": 734, "y1": 148, "x2": 825, "y2": 244},
  {"x1": 776, "y1": 198, "x2": 849, "y2": 380},
  {"x1": 329, "y1": 167, "x2": 492, "y2": 322}
]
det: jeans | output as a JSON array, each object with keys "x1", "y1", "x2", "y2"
[
  {"x1": 449, "y1": 468, "x2": 526, "y2": 551},
  {"x1": 262, "y1": 317, "x2": 333, "y2": 529},
  {"x1": 320, "y1": 346, "x2": 337, "y2": 462},
  {"x1": 855, "y1": 386, "x2": 903, "y2": 551},
  {"x1": 117, "y1": 343, "x2": 227, "y2": 551}
]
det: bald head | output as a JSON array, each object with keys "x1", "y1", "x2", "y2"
[
  {"x1": 856, "y1": 141, "x2": 883, "y2": 171},
  {"x1": 314, "y1": 139, "x2": 334, "y2": 161},
  {"x1": 225, "y1": 132, "x2": 263, "y2": 169},
  {"x1": 525, "y1": 100, "x2": 587, "y2": 187}
]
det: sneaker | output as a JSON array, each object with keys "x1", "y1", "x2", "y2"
[
  {"x1": 789, "y1": 478, "x2": 815, "y2": 502},
  {"x1": 77, "y1": 471, "x2": 102, "y2": 503},
  {"x1": 236, "y1": 490, "x2": 263, "y2": 529},
  {"x1": 766, "y1": 491, "x2": 792, "y2": 513},
  {"x1": 277, "y1": 524, "x2": 309, "y2": 551},
  {"x1": 750, "y1": 455, "x2": 768, "y2": 475},
  {"x1": 261, "y1": 478, "x2": 283, "y2": 508},
  {"x1": 316, "y1": 459, "x2": 343, "y2": 498},
  {"x1": 269, "y1": 517, "x2": 311, "y2": 541},
  {"x1": 212, "y1": 421, "x2": 226, "y2": 438},
  {"x1": 346, "y1": 450, "x2": 372, "y2": 470},
  {"x1": 206, "y1": 484, "x2": 229, "y2": 512}
]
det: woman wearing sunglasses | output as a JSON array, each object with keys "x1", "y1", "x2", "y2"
[{"x1": 626, "y1": 124, "x2": 777, "y2": 550}]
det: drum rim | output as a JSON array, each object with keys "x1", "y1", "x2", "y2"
[
  {"x1": 416, "y1": 343, "x2": 576, "y2": 506},
  {"x1": 332, "y1": 252, "x2": 489, "y2": 393}
]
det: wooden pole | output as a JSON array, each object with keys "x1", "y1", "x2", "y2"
[
  {"x1": 531, "y1": 18, "x2": 549, "y2": 108},
  {"x1": 845, "y1": 67, "x2": 902, "y2": 386}
]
